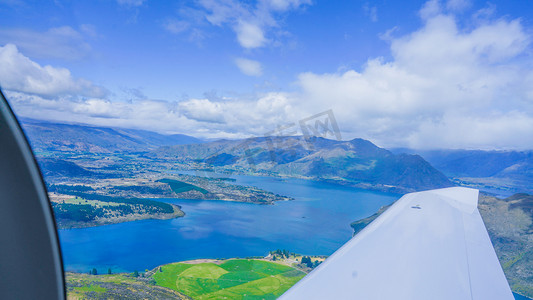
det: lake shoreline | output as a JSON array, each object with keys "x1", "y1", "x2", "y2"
[
  {"x1": 56, "y1": 203, "x2": 185, "y2": 229},
  {"x1": 58, "y1": 174, "x2": 398, "y2": 275},
  {"x1": 175, "y1": 169, "x2": 415, "y2": 194}
]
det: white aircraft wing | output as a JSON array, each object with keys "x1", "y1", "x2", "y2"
[{"x1": 280, "y1": 187, "x2": 513, "y2": 300}]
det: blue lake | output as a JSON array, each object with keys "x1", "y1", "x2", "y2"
[
  {"x1": 59, "y1": 174, "x2": 399, "y2": 273},
  {"x1": 514, "y1": 293, "x2": 533, "y2": 300}
]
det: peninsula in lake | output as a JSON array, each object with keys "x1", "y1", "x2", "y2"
[{"x1": 19, "y1": 119, "x2": 454, "y2": 229}]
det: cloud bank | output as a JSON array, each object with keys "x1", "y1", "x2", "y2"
[
  {"x1": 0, "y1": 26, "x2": 92, "y2": 60},
  {"x1": 0, "y1": 44, "x2": 107, "y2": 98},
  {"x1": 294, "y1": 10, "x2": 533, "y2": 149},
  {"x1": 3, "y1": 1, "x2": 533, "y2": 149}
]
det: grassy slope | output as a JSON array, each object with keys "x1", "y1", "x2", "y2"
[
  {"x1": 478, "y1": 194, "x2": 533, "y2": 298},
  {"x1": 152, "y1": 259, "x2": 305, "y2": 299},
  {"x1": 66, "y1": 272, "x2": 189, "y2": 300},
  {"x1": 158, "y1": 178, "x2": 209, "y2": 194}
]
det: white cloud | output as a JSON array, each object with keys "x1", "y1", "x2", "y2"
[
  {"x1": 7, "y1": 90, "x2": 177, "y2": 125},
  {"x1": 293, "y1": 8, "x2": 533, "y2": 149},
  {"x1": 80, "y1": 24, "x2": 99, "y2": 38},
  {"x1": 164, "y1": 19, "x2": 190, "y2": 34},
  {"x1": 419, "y1": 0, "x2": 441, "y2": 20},
  {"x1": 472, "y1": 4, "x2": 496, "y2": 21},
  {"x1": 446, "y1": 0, "x2": 471, "y2": 12},
  {"x1": 420, "y1": 0, "x2": 472, "y2": 18},
  {"x1": 264, "y1": 0, "x2": 311, "y2": 11},
  {"x1": 178, "y1": 98, "x2": 226, "y2": 123},
  {"x1": 175, "y1": 92, "x2": 296, "y2": 136},
  {"x1": 197, "y1": 0, "x2": 310, "y2": 49},
  {"x1": 235, "y1": 57, "x2": 263, "y2": 76},
  {"x1": 0, "y1": 42, "x2": 292, "y2": 139},
  {"x1": 363, "y1": 3, "x2": 378, "y2": 22},
  {"x1": 5, "y1": 1, "x2": 533, "y2": 149},
  {"x1": 117, "y1": 0, "x2": 145, "y2": 7},
  {"x1": 235, "y1": 21, "x2": 267, "y2": 49},
  {"x1": 392, "y1": 16, "x2": 529, "y2": 66},
  {"x1": 6, "y1": 90, "x2": 296, "y2": 139},
  {"x1": 0, "y1": 44, "x2": 107, "y2": 98},
  {"x1": 199, "y1": 0, "x2": 245, "y2": 26},
  {"x1": 411, "y1": 112, "x2": 533, "y2": 149},
  {"x1": 0, "y1": 26, "x2": 92, "y2": 60}
]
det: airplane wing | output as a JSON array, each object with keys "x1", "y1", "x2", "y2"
[{"x1": 280, "y1": 187, "x2": 513, "y2": 300}]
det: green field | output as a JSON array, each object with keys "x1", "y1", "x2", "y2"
[
  {"x1": 152, "y1": 259, "x2": 305, "y2": 299},
  {"x1": 158, "y1": 178, "x2": 209, "y2": 194}
]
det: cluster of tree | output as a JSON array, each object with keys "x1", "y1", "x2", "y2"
[
  {"x1": 88, "y1": 268, "x2": 112, "y2": 275},
  {"x1": 48, "y1": 186, "x2": 174, "y2": 214},
  {"x1": 48, "y1": 184, "x2": 95, "y2": 192},
  {"x1": 131, "y1": 270, "x2": 150, "y2": 278},
  {"x1": 110, "y1": 185, "x2": 167, "y2": 195},
  {"x1": 53, "y1": 203, "x2": 105, "y2": 222},
  {"x1": 301, "y1": 256, "x2": 321, "y2": 269},
  {"x1": 270, "y1": 249, "x2": 293, "y2": 259},
  {"x1": 52, "y1": 202, "x2": 137, "y2": 221}
]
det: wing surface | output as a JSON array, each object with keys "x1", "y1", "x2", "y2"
[{"x1": 280, "y1": 187, "x2": 513, "y2": 300}]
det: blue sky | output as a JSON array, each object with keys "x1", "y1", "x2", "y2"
[{"x1": 0, "y1": 0, "x2": 532, "y2": 149}]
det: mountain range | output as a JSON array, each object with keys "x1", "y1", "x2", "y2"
[
  {"x1": 21, "y1": 118, "x2": 532, "y2": 194},
  {"x1": 151, "y1": 136, "x2": 453, "y2": 193},
  {"x1": 20, "y1": 118, "x2": 203, "y2": 153},
  {"x1": 392, "y1": 148, "x2": 533, "y2": 194}
]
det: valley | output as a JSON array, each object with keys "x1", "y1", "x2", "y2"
[
  {"x1": 19, "y1": 119, "x2": 533, "y2": 299},
  {"x1": 24, "y1": 119, "x2": 451, "y2": 230},
  {"x1": 393, "y1": 148, "x2": 533, "y2": 195}
]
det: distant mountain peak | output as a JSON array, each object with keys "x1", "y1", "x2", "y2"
[
  {"x1": 20, "y1": 119, "x2": 204, "y2": 153},
  {"x1": 152, "y1": 136, "x2": 453, "y2": 193}
]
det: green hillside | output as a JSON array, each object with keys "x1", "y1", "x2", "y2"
[
  {"x1": 157, "y1": 178, "x2": 209, "y2": 194},
  {"x1": 153, "y1": 259, "x2": 305, "y2": 299},
  {"x1": 478, "y1": 193, "x2": 533, "y2": 298}
]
